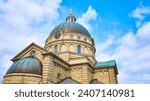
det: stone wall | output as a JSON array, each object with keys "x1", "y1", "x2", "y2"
[
  {"x1": 70, "y1": 63, "x2": 93, "y2": 84},
  {"x1": 45, "y1": 32, "x2": 96, "y2": 62},
  {"x1": 108, "y1": 67, "x2": 118, "y2": 84},
  {"x1": 3, "y1": 73, "x2": 42, "y2": 84},
  {"x1": 51, "y1": 62, "x2": 69, "y2": 83},
  {"x1": 42, "y1": 53, "x2": 69, "y2": 83},
  {"x1": 93, "y1": 67, "x2": 118, "y2": 84}
]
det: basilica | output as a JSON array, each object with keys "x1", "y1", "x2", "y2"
[{"x1": 3, "y1": 11, "x2": 118, "y2": 84}]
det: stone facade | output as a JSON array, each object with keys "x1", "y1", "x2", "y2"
[
  {"x1": 3, "y1": 12, "x2": 118, "y2": 84},
  {"x1": 3, "y1": 73, "x2": 42, "y2": 84}
]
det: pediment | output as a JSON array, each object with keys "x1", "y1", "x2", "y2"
[{"x1": 12, "y1": 42, "x2": 48, "y2": 61}]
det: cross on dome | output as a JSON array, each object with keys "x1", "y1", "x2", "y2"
[
  {"x1": 66, "y1": 9, "x2": 76, "y2": 22},
  {"x1": 70, "y1": 9, "x2": 72, "y2": 15}
]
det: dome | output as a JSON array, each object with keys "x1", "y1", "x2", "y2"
[
  {"x1": 50, "y1": 22, "x2": 91, "y2": 37},
  {"x1": 50, "y1": 10, "x2": 91, "y2": 38},
  {"x1": 6, "y1": 56, "x2": 42, "y2": 75}
]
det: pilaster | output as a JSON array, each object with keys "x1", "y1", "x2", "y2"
[
  {"x1": 81, "y1": 66, "x2": 91, "y2": 84},
  {"x1": 42, "y1": 55, "x2": 54, "y2": 83},
  {"x1": 108, "y1": 68, "x2": 117, "y2": 84}
]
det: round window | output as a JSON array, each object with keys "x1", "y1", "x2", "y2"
[{"x1": 55, "y1": 31, "x2": 61, "y2": 39}]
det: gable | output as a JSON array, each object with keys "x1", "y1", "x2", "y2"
[{"x1": 12, "y1": 43, "x2": 48, "y2": 62}]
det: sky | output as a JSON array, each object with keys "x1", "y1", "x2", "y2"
[{"x1": 0, "y1": 0, "x2": 150, "y2": 83}]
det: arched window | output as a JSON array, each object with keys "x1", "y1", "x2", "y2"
[
  {"x1": 77, "y1": 36, "x2": 81, "y2": 40},
  {"x1": 84, "y1": 38, "x2": 87, "y2": 42},
  {"x1": 57, "y1": 73, "x2": 62, "y2": 81},
  {"x1": 77, "y1": 45, "x2": 81, "y2": 53},
  {"x1": 54, "y1": 45, "x2": 58, "y2": 54},
  {"x1": 70, "y1": 35, "x2": 73, "y2": 39}
]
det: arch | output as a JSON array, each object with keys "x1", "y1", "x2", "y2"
[
  {"x1": 61, "y1": 44, "x2": 67, "y2": 52},
  {"x1": 69, "y1": 44, "x2": 75, "y2": 52},
  {"x1": 77, "y1": 45, "x2": 81, "y2": 53},
  {"x1": 54, "y1": 45, "x2": 58, "y2": 54},
  {"x1": 57, "y1": 73, "x2": 62, "y2": 81}
]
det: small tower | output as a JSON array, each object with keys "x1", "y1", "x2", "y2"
[{"x1": 66, "y1": 9, "x2": 76, "y2": 22}]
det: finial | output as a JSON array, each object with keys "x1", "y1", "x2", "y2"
[
  {"x1": 66, "y1": 9, "x2": 76, "y2": 22},
  {"x1": 70, "y1": 9, "x2": 72, "y2": 15}
]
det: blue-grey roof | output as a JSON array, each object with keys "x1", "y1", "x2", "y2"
[
  {"x1": 90, "y1": 79, "x2": 103, "y2": 84},
  {"x1": 95, "y1": 60, "x2": 116, "y2": 67},
  {"x1": 57, "y1": 77, "x2": 80, "y2": 84},
  {"x1": 6, "y1": 56, "x2": 42, "y2": 75},
  {"x1": 50, "y1": 22, "x2": 91, "y2": 38}
]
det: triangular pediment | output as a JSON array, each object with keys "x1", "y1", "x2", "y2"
[{"x1": 12, "y1": 42, "x2": 48, "y2": 61}]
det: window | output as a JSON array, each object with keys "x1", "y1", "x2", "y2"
[
  {"x1": 77, "y1": 45, "x2": 81, "y2": 53},
  {"x1": 84, "y1": 38, "x2": 87, "y2": 42},
  {"x1": 77, "y1": 36, "x2": 81, "y2": 40},
  {"x1": 70, "y1": 35, "x2": 73, "y2": 39},
  {"x1": 30, "y1": 50, "x2": 36, "y2": 56},
  {"x1": 57, "y1": 73, "x2": 62, "y2": 81},
  {"x1": 92, "y1": 39, "x2": 95, "y2": 46},
  {"x1": 54, "y1": 45, "x2": 58, "y2": 54},
  {"x1": 54, "y1": 31, "x2": 61, "y2": 39}
]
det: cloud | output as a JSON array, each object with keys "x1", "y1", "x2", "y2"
[
  {"x1": 96, "y1": 35, "x2": 117, "y2": 61},
  {"x1": 130, "y1": 5, "x2": 150, "y2": 20},
  {"x1": 129, "y1": 5, "x2": 150, "y2": 28},
  {"x1": 0, "y1": 0, "x2": 62, "y2": 83},
  {"x1": 137, "y1": 22, "x2": 150, "y2": 43},
  {"x1": 115, "y1": 22, "x2": 150, "y2": 83},
  {"x1": 77, "y1": 6, "x2": 97, "y2": 32},
  {"x1": 96, "y1": 21, "x2": 150, "y2": 83},
  {"x1": 0, "y1": 54, "x2": 13, "y2": 84}
]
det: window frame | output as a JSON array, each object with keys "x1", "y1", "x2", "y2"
[
  {"x1": 54, "y1": 45, "x2": 58, "y2": 54},
  {"x1": 77, "y1": 45, "x2": 81, "y2": 53},
  {"x1": 84, "y1": 38, "x2": 87, "y2": 42},
  {"x1": 77, "y1": 36, "x2": 81, "y2": 40},
  {"x1": 70, "y1": 35, "x2": 73, "y2": 39}
]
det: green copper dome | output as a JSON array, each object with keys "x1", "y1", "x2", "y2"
[{"x1": 6, "y1": 56, "x2": 42, "y2": 75}]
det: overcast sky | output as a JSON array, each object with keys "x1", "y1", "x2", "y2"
[{"x1": 0, "y1": 0, "x2": 150, "y2": 83}]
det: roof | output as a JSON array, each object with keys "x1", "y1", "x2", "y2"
[
  {"x1": 95, "y1": 60, "x2": 118, "y2": 74},
  {"x1": 6, "y1": 56, "x2": 42, "y2": 75},
  {"x1": 95, "y1": 60, "x2": 116, "y2": 67},
  {"x1": 50, "y1": 22, "x2": 91, "y2": 38},
  {"x1": 12, "y1": 42, "x2": 48, "y2": 61},
  {"x1": 50, "y1": 11, "x2": 91, "y2": 38},
  {"x1": 57, "y1": 77, "x2": 80, "y2": 84},
  {"x1": 90, "y1": 79, "x2": 103, "y2": 84}
]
